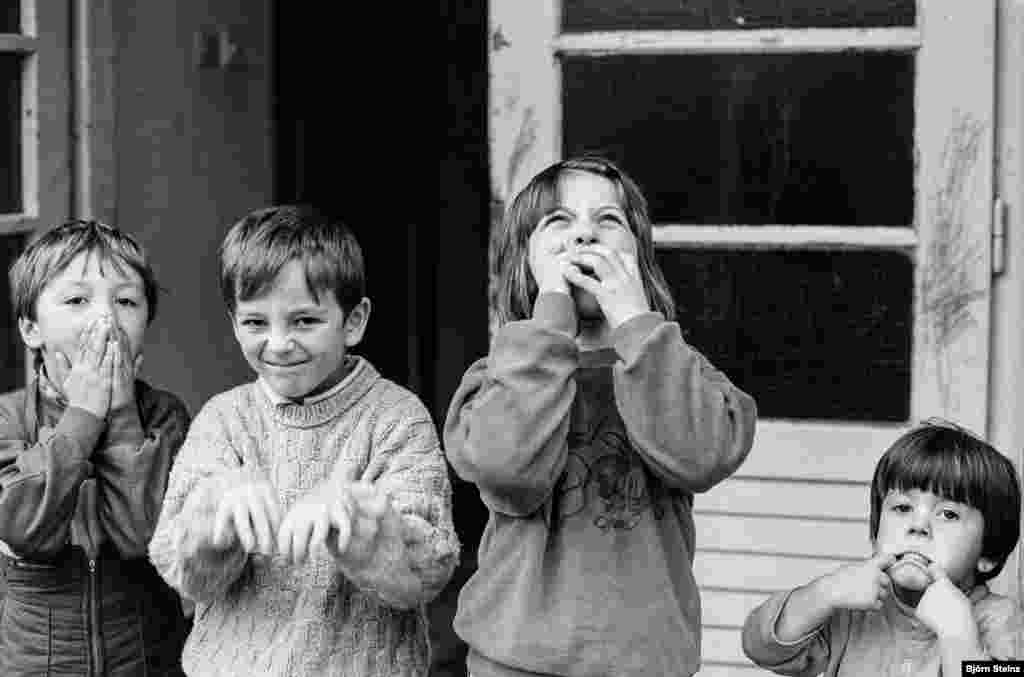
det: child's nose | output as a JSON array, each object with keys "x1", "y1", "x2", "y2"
[{"x1": 908, "y1": 509, "x2": 931, "y2": 536}]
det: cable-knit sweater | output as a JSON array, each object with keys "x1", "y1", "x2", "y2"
[{"x1": 149, "y1": 357, "x2": 459, "y2": 677}]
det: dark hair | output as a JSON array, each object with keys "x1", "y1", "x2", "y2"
[
  {"x1": 9, "y1": 219, "x2": 160, "y2": 324},
  {"x1": 220, "y1": 205, "x2": 365, "y2": 315},
  {"x1": 489, "y1": 155, "x2": 675, "y2": 328},
  {"x1": 869, "y1": 419, "x2": 1022, "y2": 583}
]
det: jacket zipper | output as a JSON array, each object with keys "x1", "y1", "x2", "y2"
[{"x1": 87, "y1": 557, "x2": 104, "y2": 677}]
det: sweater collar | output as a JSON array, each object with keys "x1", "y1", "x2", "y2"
[{"x1": 258, "y1": 356, "x2": 379, "y2": 428}]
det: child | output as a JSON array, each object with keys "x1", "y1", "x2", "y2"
[
  {"x1": 0, "y1": 219, "x2": 191, "y2": 676},
  {"x1": 444, "y1": 155, "x2": 758, "y2": 676},
  {"x1": 149, "y1": 205, "x2": 459, "y2": 677},
  {"x1": 743, "y1": 420, "x2": 1024, "y2": 675}
]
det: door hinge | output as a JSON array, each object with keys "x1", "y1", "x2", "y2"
[{"x1": 992, "y1": 196, "x2": 1007, "y2": 277}]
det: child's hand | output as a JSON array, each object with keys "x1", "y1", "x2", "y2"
[
  {"x1": 915, "y1": 563, "x2": 976, "y2": 638},
  {"x1": 108, "y1": 326, "x2": 142, "y2": 412},
  {"x1": 332, "y1": 482, "x2": 391, "y2": 564},
  {"x1": 821, "y1": 552, "x2": 897, "y2": 611},
  {"x1": 563, "y1": 244, "x2": 650, "y2": 328},
  {"x1": 57, "y1": 317, "x2": 114, "y2": 419},
  {"x1": 276, "y1": 490, "x2": 347, "y2": 565},
  {"x1": 527, "y1": 228, "x2": 571, "y2": 296},
  {"x1": 212, "y1": 480, "x2": 282, "y2": 556}
]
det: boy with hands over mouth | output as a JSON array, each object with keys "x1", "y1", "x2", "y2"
[{"x1": 743, "y1": 420, "x2": 1024, "y2": 676}]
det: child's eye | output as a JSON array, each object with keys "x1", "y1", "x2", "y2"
[
  {"x1": 117, "y1": 298, "x2": 140, "y2": 308},
  {"x1": 294, "y1": 317, "x2": 322, "y2": 328},
  {"x1": 239, "y1": 318, "x2": 266, "y2": 328},
  {"x1": 890, "y1": 503, "x2": 912, "y2": 513},
  {"x1": 64, "y1": 296, "x2": 87, "y2": 306},
  {"x1": 600, "y1": 215, "x2": 625, "y2": 228},
  {"x1": 939, "y1": 509, "x2": 960, "y2": 521}
]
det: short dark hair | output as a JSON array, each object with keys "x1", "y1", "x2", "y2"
[
  {"x1": 869, "y1": 419, "x2": 1022, "y2": 583},
  {"x1": 220, "y1": 205, "x2": 365, "y2": 316},
  {"x1": 9, "y1": 219, "x2": 160, "y2": 324}
]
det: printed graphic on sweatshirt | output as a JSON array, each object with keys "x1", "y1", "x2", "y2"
[{"x1": 557, "y1": 417, "x2": 667, "y2": 531}]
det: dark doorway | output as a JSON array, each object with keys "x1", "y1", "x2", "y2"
[{"x1": 275, "y1": 4, "x2": 490, "y2": 675}]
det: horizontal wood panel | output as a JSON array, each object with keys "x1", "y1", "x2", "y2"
[
  {"x1": 697, "y1": 514, "x2": 871, "y2": 559},
  {"x1": 702, "y1": 627, "x2": 753, "y2": 665},
  {"x1": 697, "y1": 664, "x2": 774, "y2": 677},
  {"x1": 733, "y1": 420, "x2": 907, "y2": 482},
  {"x1": 696, "y1": 477, "x2": 869, "y2": 521},
  {"x1": 694, "y1": 552, "x2": 849, "y2": 591},
  {"x1": 701, "y1": 589, "x2": 772, "y2": 628}
]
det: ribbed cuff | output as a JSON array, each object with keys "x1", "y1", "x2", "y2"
[
  {"x1": 610, "y1": 311, "x2": 665, "y2": 363},
  {"x1": 531, "y1": 292, "x2": 577, "y2": 336}
]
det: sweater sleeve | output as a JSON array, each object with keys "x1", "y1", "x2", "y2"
[
  {"x1": 91, "y1": 386, "x2": 190, "y2": 558},
  {"x1": 337, "y1": 390, "x2": 459, "y2": 610},
  {"x1": 742, "y1": 590, "x2": 833, "y2": 676},
  {"x1": 443, "y1": 292, "x2": 578, "y2": 516},
  {"x1": 611, "y1": 312, "x2": 757, "y2": 493},
  {"x1": 149, "y1": 395, "x2": 253, "y2": 604},
  {"x1": 976, "y1": 593, "x2": 1024, "y2": 659},
  {"x1": 0, "y1": 394, "x2": 103, "y2": 559}
]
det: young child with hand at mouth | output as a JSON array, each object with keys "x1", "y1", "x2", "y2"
[{"x1": 743, "y1": 420, "x2": 1024, "y2": 675}]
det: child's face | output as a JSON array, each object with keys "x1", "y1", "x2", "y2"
[
  {"x1": 232, "y1": 259, "x2": 369, "y2": 400},
  {"x1": 530, "y1": 170, "x2": 638, "y2": 319},
  {"x1": 19, "y1": 251, "x2": 148, "y2": 384},
  {"x1": 874, "y1": 487, "x2": 994, "y2": 591}
]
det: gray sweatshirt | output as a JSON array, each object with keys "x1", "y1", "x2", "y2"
[{"x1": 444, "y1": 292, "x2": 757, "y2": 677}]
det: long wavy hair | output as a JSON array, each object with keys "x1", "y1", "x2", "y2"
[{"x1": 489, "y1": 155, "x2": 675, "y2": 330}]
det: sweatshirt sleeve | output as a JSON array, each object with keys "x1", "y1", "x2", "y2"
[
  {"x1": 334, "y1": 389, "x2": 459, "y2": 610},
  {"x1": 976, "y1": 593, "x2": 1024, "y2": 659},
  {"x1": 611, "y1": 312, "x2": 756, "y2": 493},
  {"x1": 91, "y1": 387, "x2": 190, "y2": 558},
  {"x1": 0, "y1": 397, "x2": 104, "y2": 559},
  {"x1": 443, "y1": 292, "x2": 578, "y2": 517},
  {"x1": 149, "y1": 396, "x2": 253, "y2": 604},
  {"x1": 742, "y1": 590, "x2": 833, "y2": 676}
]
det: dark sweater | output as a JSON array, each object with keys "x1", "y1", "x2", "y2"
[{"x1": 444, "y1": 292, "x2": 757, "y2": 677}]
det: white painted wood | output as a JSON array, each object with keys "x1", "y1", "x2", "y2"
[
  {"x1": 0, "y1": 214, "x2": 40, "y2": 234},
  {"x1": 697, "y1": 665, "x2": 774, "y2": 677},
  {"x1": 911, "y1": 0, "x2": 995, "y2": 431},
  {"x1": 489, "y1": 0, "x2": 559, "y2": 204},
  {"x1": 695, "y1": 552, "x2": 849, "y2": 592},
  {"x1": 0, "y1": 34, "x2": 35, "y2": 52},
  {"x1": 702, "y1": 628, "x2": 757, "y2": 666},
  {"x1": 654, "y1": 225, "x2": 917, "y2": 251},
  {"x1": 696, "y1": 477, "x2": 869, "y2": 521},
  {"x1": 730, "y1": 420, "x2": 907, "y2": 483},
  {"x1": 555, "y1": 28, "x2": 921, "y2": 56},
  {"x1": 697, "y1": 514, "x2": 870, "y2": 559},
  {"x1": 701, "y1": 589, "x2": 772, "y2": 629}
]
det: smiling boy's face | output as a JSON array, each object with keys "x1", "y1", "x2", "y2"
[{"x1": 232, "y1": 259, "x2": 369, "y2": 400}]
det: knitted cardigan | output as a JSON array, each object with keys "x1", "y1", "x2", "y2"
[{"x1": 149, "y1": 358, "x2": 459, "y2": 677}]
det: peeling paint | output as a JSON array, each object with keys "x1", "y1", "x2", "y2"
[
  {"x1": 505, "y1": 106, "x2": 537, "y2": 199},
  {"x1": 491, "y1": 27, "x2": 510, "y2": 52},
  {"x1": 920, "y1": 114, "x2": 987, "y2": 403}
]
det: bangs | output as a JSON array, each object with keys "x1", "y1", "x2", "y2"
[{"x1": 880, "y1": 446, "x2": 986, "y2": 508}]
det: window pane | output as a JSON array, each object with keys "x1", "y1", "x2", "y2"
[
  {"x1": 655, "y1": 248, "x2": 912, "y2": 422},
  {"x1": 0, "y1": 233, "x2": 25, "y2": 392},
  {"x1": 563, "y1": 53, "x2": 914, "y2": 226},
  {"x1": 0, "y1": 3, "x2": 17, "y2": 34},
  {"x1": 0, "y1": 54, "x2": 20, "y2": 213},
  {"x1": 562, "y1": 0, "x2": 914, "y2": 31}
]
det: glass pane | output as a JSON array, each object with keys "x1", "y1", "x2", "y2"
[
  {"x1": 0, "y1": 3, "x2": 18, "y2": 34},
  {"x1": 655, "y1": 248, "x2": 912, "y2": 422},
  {"x1": 0, "y1": 233, "x2": 25, "y2": 392},
  {"x1": 0, "y1": 54, "x2": 20, "y2": 213},
  {"x1": 562, "y1": 0, "x2": 915, "y2": 31},
  {"x1": 563, "y1": 53, "x2": 914, "y2": 226}
]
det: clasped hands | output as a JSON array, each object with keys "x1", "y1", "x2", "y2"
[
  {"x1": 55, "y1": 316, "x2": 142, "y2": 420},
  {"x1": 210, "y1": 479, "x2": 390, "y2": 566}
]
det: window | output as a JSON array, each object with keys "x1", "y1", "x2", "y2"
[
  {"x1": 488, "y1": 1, "x2": 995, "y2": 672},
  {"x1": 0, "y1": 2, "x2": 71, "y2": 391}
]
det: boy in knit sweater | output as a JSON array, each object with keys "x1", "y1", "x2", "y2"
[{"x1": 149, "y1": 205, "x2": 459, "y2": 677}]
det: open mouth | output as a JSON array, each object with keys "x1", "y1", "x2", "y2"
[
  {"x1": 576, "y1": 263, "x2": 599, "y2": 280},
  {"x1": 895, "y1": 551, "x2": 932, "y2": 567}
]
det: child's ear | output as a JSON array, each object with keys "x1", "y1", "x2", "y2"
[
  {"x1": 18, "y1": 317, "x2": 43, "y2": 350},
  {"x1": 343, "y1": 297, "x2": 371, "y2": 348},
  {"x1": 977, "y1": 557, "x2": 997, "y2": 575}
]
